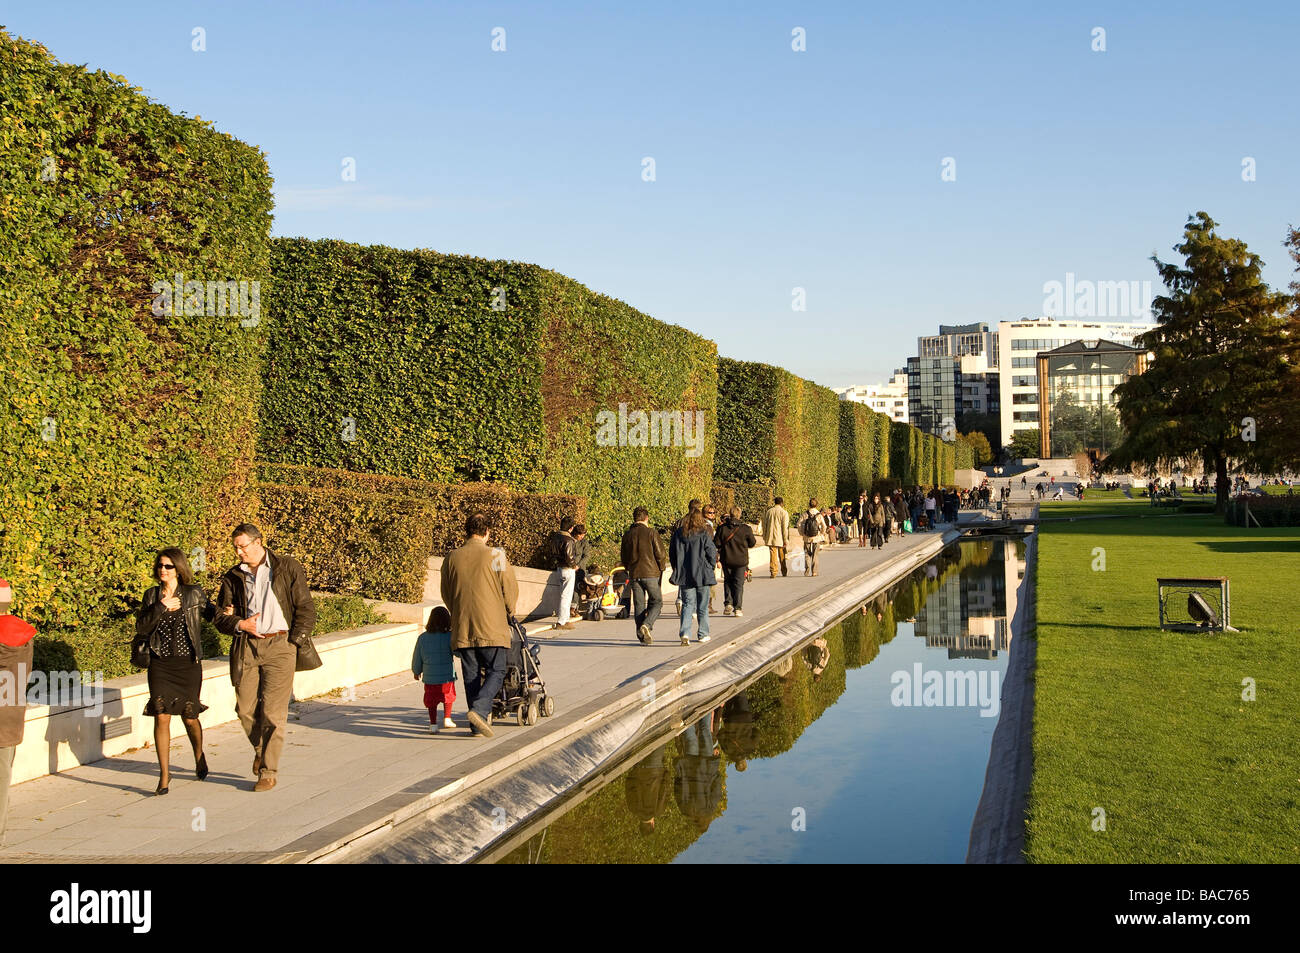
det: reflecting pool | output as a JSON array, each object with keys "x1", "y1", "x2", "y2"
[{"x1": 496, "y1": 537, "x2": 1028, "y2": 864}]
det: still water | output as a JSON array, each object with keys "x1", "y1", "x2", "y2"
[{"x1": 496, "y1": 537, "x2": 1027, "y2": 864}]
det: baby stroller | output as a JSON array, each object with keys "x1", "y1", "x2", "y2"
[
  {"x1": 489, "y1": 618, "x2": 555, "y2": 726},
  {"x1": 583, "y1": 566, "x2": 632, "y2": 622}
]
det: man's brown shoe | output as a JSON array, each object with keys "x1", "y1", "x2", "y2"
[
  {"x1": 253, "y1": 776, "x2": 276, "y2": 793},
  {"x1": 554, "y1": 622, "x2": 575, "y2": 630},
  {"x1": 252, "y1": 755, "x2": 262, "y2": 776},
  {"x1": 466, "y1": 710, "x2": 495, "y2": 738}
]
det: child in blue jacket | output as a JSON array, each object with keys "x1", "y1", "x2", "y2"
[{"x1": 412, "y1": 606, "x2": 457, "y2": 732}]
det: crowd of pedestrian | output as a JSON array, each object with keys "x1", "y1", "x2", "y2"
[{"x1": 0, "y1": 479, "x2": 978, "y2": 828}]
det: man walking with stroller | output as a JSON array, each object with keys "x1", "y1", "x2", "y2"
[{"x1": 440, "y1": 513, "x2": 520, "y2": 738}]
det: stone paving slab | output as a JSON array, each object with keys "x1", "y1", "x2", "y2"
[{"x1": 0, "y1": 523, "x2": 967, "y2": 863}]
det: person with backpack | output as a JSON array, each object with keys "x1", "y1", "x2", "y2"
[
  {"x1": 799, "y1": 499, "x2": 826, "y2": 577},
  {"x1": 715, "y1": 507, "x2": 756, "y2": 617},
  {"x1": 412, "y1": 605, "x2": 457, "y2": 733}
]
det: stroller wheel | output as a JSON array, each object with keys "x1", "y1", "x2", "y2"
[
  {"x1": 516, "y1": 702, "x2": 529, "y2": 727},
  {"x1": 518, "y1": 696, "x2": 539, "y2": 726},
  {"x1": 541, "y1": 694, "x2": 555, "y2": 717}
]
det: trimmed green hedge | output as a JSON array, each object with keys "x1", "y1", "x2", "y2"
[
  {"x1": 259, "y1": 482, "x2": 437, "y2": 602},
  {"x1": 260, "y1": 239, "x2": 714, "y2": 541},
  {"x1": 837, "y1": 401, "x2": 879, "y2": 502},
  {"x1": 722, "y1": 481, "x2": 776, "y2": 524},
  {"x1": 257, "y1": 462, "x2": 585, "y2": 571},
  {"x1": 0, "y1": 32, "x2": 272, "y2": 642},
  {"x1": 873, "y1": 413, "x2": 892, "y2": 482},
  {"x1": 715, "y1": 358, "x2": 838, "y2": 511},
  {"x1": 954, "y1": 437, "x2": 974, "y2": 471}
]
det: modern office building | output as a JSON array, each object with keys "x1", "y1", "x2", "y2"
[
  {"x1": 836, "y1": 369, "x2": 910, "y2": 423},
  {"x1": 997, "y1": 317, "x2": 1155, "y2": 452},
  {"x1": 917, "y1": 323, "x2": 999, "y2": 365},
  {"x1": 907, "y1": 323, "x2": 1001, "y2": 436},
  {"x1": 907, "y1": 353, "x2": 999, "y2": 436},
  {"x1": 1036, "y1": 340, "x2": 1147, "y2": 459}
]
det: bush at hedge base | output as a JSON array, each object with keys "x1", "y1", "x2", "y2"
[
  {"x1": 260, "y1": 238, "x2": 714, "y2": 541},
  {"x1": 256, "y1": 462, "x2": 586, "y2": 572},
  {"x1": 0, "y1": 31, "x2": 273, "y2": 634}
]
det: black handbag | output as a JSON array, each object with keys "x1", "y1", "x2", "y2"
[
  {"x1": 292, "y1": 633, "x2": 323, "y2": 672},
  {"x1": 130, "y1": 637, "x2": 151, "y2": 670}
]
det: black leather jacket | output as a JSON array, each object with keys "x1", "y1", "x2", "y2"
[
  {"x1": 550, "y1": 531, "x2": 578, "y2": 570},
  {"x1": 136, "y1": 583, "x2": 214, "y2": 661}
]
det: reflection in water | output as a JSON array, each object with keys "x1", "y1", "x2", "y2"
[{"x1": 499, "y1": 538, "x2": 1026, "y2": 864}]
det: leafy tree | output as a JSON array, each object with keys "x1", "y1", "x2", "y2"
[
  {"x1": 1108, "y1": 213, "x2": 1291, "y2": 513},
  {"x1": 957, "y1": 411, "x2": 1001, "y2": 454},
  {"x1": 961, "y1": 430, "x2": 993, "y2": 466},
  {"x1": 1007, "y1": 428, "x2": 1041, "y2": 460},
  {"x1": 1255, "y1": 226, "x2": 1300, "y2": 471}
]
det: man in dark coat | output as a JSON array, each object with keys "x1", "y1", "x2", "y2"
[{"x1": 621, "y1": 507, "x2": 669, "y2": 645}]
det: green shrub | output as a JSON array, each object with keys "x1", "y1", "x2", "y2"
[
  {"x1": 258, "y1": 482, "x2": 438, "y2": 602},
  {"x1": 0, "y1": 31, "x2": 273, "y2": 638},
  {"x1": 710, "y1": 483, "x2": 736, "y2": 517},
  {"x1": 259, "y1": 239, "x2": 714, "y2": 540},
  {"x1": 256, "y1": 462, "x2": 585, "y2": 571},
  {"x1": 726, "y1": 482, "x2": 776, "y2": 523}
]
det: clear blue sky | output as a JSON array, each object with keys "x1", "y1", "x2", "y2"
[{"x1": 9, "y1": 1, "x2": 1298, "y2": 386}]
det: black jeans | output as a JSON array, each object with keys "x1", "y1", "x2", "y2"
[
  {"x1": 456, "y1": 646, "x2": 507, "y2": 719},
  {"x1": 631, "y1": 577, "x2": 663, "y2": 632},
  {"x1": 722, "y1": 564, "x2": 747, "y2": 610}
]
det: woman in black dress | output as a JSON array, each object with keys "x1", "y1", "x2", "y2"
[{"x1": 135, "y1": 548, "x2": 213, "y2": 794}]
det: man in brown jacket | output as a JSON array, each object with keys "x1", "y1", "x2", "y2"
[
  {"x1": 440, "y1": 513, "x2": 520, "y2": 738},
  {"x1": 0, "y1": 579, "x2": 36, "y2": 844},
  {"x1": 214, "y1": 523, "x2": 316, "y2": 792},
  {"x1": 620, "y1": 506, "x2": 668, "y2": 645}
]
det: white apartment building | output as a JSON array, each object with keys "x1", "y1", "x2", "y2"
[
  {"x1": 836, "y1": 368, "x2": 910, "y2": 423},
  {"x1": 997, "y1": 317, "x2": 1156, "y2": 449}
]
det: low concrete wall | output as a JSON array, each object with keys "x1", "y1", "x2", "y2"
[{"x1": 11, "y1": 621, "x2": 419, "y2": 787}]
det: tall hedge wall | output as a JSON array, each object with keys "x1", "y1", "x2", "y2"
[
  {"x1": 715, "y1": 358, "x2": 838, "y2": 511},
  {"x1": 954, "y1": 437, "x2": 974, "y2": 471},
  {"x1": 836, "y1": 401, "x2": 878, "y2": 502},
  {"x1": 260, "y1": 238, "x2": 715, "y2": 540},
  {"x1": 0, "y1": 32, "x2": 273, "y2": 638},
  {"x1": 873, "y1": 413, "x2": 892, "y2": 482}
]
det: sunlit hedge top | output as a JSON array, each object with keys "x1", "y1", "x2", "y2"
[{"x1": 260, "y1": 238, "x2": 715, "y2": 539}]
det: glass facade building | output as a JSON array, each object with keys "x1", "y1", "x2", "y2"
[{"x1": 1036, "y1": 340, "x2": 1147, "y2": 458}]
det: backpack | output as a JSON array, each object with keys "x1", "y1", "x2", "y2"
[{"x1": 800, "y1": 513, "x2": 820, "y2": 538}]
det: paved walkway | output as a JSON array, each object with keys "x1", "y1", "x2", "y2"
[{"x1": 0, "y1": 523, "x2": 965, "y2": 863}]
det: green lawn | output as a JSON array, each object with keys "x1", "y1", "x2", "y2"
[{"x1": 1025, "y1": 510, "x2": 1300, "y2": 862}]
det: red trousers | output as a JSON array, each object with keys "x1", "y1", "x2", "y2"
[{"x1": 423, "y1": 682, "x2": 456, "y2": 722}]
